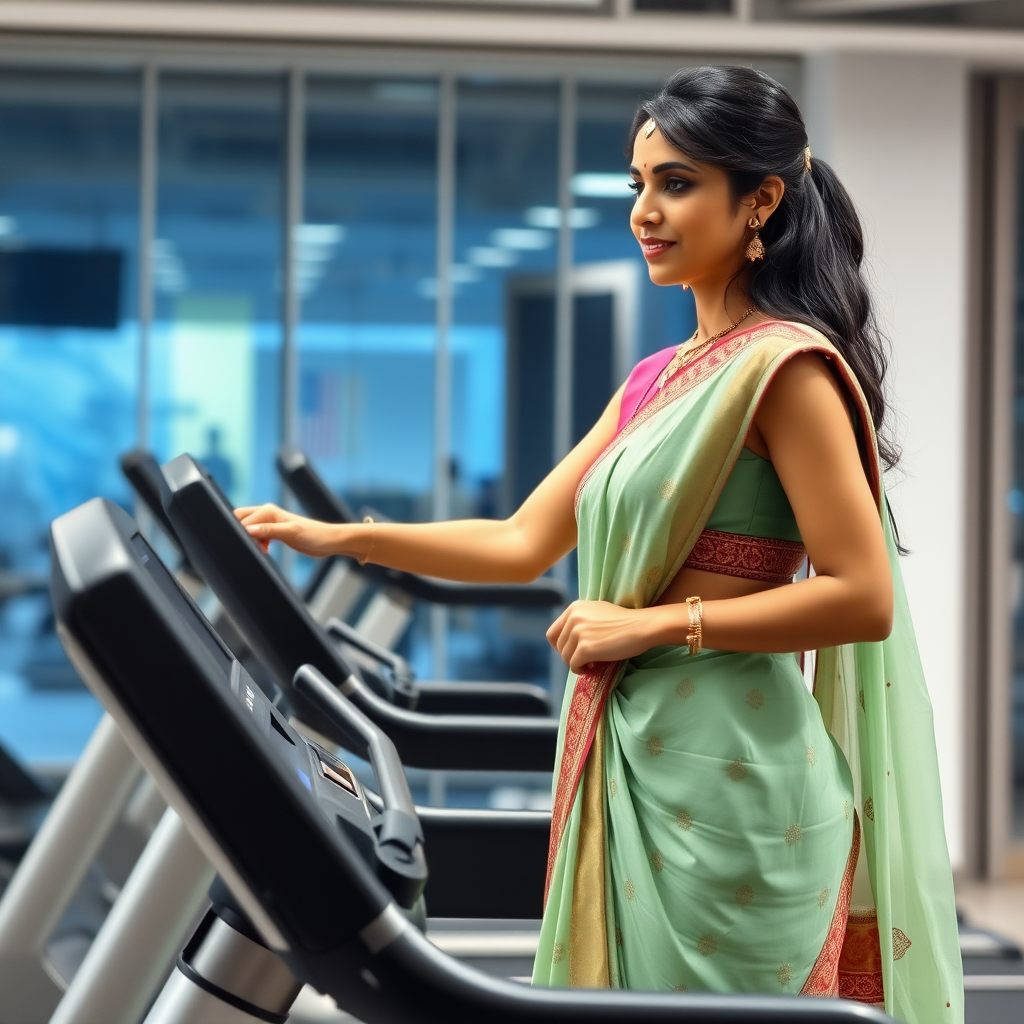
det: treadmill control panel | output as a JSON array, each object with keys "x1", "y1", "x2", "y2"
[{"x1": 229, "y1": 664, "x2": 373, "y2": 831}]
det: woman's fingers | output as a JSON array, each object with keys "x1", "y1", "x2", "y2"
[{"x1": 546, "y1": 604, "x2": 571, "y2": 648}]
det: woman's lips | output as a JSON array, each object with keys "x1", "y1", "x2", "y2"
[{"x1": 640, "y1": 238, "x2": 676, "y2": 260}]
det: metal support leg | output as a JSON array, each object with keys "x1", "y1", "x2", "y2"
[
  {"x1": 0, "y1": 714, "x2": 142, "y2": 1024},
  {"x1": 49, "y1": 808, "x2": 214, "y2": 1024},
  {"x1": 144, "y1": 911, "x2": 301, "y2": 1024},
  {"x1": 307, "y1": 561, "x2": 367, "y2": 626},
  {"x1": 355, "y1": 591, "x2": 414, "y2": 650}
]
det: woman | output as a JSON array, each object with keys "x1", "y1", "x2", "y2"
[{"x1": 237, "y1": 66, "x2": 962, "y2": 1023}]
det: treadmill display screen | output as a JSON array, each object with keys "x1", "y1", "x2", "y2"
[{"x1": 130, "y1": 532, "x2": 234, "y2": 681}]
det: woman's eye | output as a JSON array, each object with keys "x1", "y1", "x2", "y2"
[
  {"x1": 627, "y1": 180, "x2": 642, "y2": 196},
  {"x1": 665, "y1": 177, "x2": 692, "y2": 194}
]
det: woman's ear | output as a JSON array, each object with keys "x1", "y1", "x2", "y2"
[{"x1": 745, "y1": 175, "x2": 786, "y2": 227}]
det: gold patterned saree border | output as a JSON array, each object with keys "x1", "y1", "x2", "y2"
[
  {"x1": 545, "y1": 659, "x2": 622, "y2": 902},
  {"x1": 569, "y1": 721, "x2": 610, "y2": 988}
]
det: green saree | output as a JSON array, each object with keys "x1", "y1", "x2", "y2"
[{"x1": 532, "y1": 321, "x2": 963, "y2": 1024}]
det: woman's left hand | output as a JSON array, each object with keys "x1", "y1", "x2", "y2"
[{"x1": 546, "y1": 600, "x2": 663, "y2": 674}]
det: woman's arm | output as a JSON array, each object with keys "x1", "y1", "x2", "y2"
[
  {"x1": 548, "y1": 354, "x2": 894, "y2": 671},
  {"x1": 236, "y1": 383, "x2": 625, "y2": 584}
]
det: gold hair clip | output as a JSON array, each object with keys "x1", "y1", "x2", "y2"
[
  {"x1": 644, "y1": 118, "x2": 657, "y2": 139},
  {"x1": 804, "y1": 145, "x2": 812, "y2": 172}
]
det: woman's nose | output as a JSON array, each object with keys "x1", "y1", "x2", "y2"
[{"x1": 631, "y1": 199, "x2": 662, "y2": 228}]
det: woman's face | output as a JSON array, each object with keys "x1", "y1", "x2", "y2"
[{"x1": 629, "y1": 125, "x2": 753, "y2": 290}]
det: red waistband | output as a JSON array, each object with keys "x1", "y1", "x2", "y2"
[{"x1": 682, "y1": 528, "x2": 806, "y2": 583}]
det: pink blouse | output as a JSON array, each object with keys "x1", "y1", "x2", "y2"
[{"x1": 616, "y1": 345, "x2": 677, "y2": 432}]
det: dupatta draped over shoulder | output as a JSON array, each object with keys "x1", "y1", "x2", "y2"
[{"x1": 533, "y1": 321, "x2": 963, "y2": 1024}]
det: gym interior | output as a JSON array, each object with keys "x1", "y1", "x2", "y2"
[{"x1": 1, "y1": 1, "x2": 1024, "y2": 1021}]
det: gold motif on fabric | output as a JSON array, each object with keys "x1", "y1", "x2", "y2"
[
  {"x1": 683, "y1": 528, "x2": 806, "y2": 583},
  {"x1": 646, "y1": 736, "x2": 665, "y2": 757},
  {"x1": 615, "y1": 926, "x2": 623, "y2": 948},
  {"x1": 673, "y1": 983, "x2": 688, "y2": 991},
  {"x1": 726, "y1": 759, "x2": 748, "y2": 781},
  {"x1": 651, "y1": 849, "x2": 665, "y2": 872},
  {"x1": 644, "y1": 565, "x2": 662, "y2": 587},
  {"x1": 609, "y1": 777, "x2": 617, "y2": 796},
  {"x1": 552, "y1": 942, "x2": 566, "y2": 964},
  {"x1": 735, "y1": 884, "x2": 755, "y2": 905},
  {"x1": 697, "y1": 934, "x2": 718, "y2": 957},
  {"x1": 676, "y1": 809, "x2": 693, "y2": 830},
  {"x1": 658, "y1": 479, "x2": 677, "y2": 500},
  {"x1": 818, "y1": 887, "x2": 831, "y2": 908},
  {"x1": 624, "y1": 879, "x2": 636, "y2": 900},
  {"x1": 745, "y1": 688, "x2": 765, "y2": 709},
  {"x1": 785, "y1": 824, "x2": 803, "y2": 845},
  {"x1": 676, "y1": 678, "x2": 694, "y2": 700},
  {"x1": 807, "y1": 745, "x2": 817, "y2": 765},
  {"x1": 623, "y1": 533, "x2": 632, "y2": 554},
  {"x1": 864, "y1": 797, "x2": 874, "y2": 821},
  {"x1": 892, "y1": 927, "x2": 912, "y2": 960},
  {"x1": 777, "y1": 964, "x2": 793, "y2": 986}
]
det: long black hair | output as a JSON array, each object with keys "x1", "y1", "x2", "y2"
[{"x1": 629, "y1": 65, "x2": 899, "y2": 472}]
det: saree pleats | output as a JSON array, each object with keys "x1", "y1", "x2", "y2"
[{"x1": 533, "y1": 321, "x2": 963, "y2": 1024}]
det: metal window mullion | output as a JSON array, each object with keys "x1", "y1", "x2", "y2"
[
  {"x1": 136, "y1": 62, "x2": 157, "y2": 454},
  {"x1": 281, "y1": 67, "x2": 305, "y2": 458},
  {"x1": 553, "y1": 76, "x2": 577, "y2": 469},
  {"x1": 549, "y1": 75, "x2": 577, "y2": 707},
  {"x1": 431, "y1": 72, "x2": 456, "y2": 681}
]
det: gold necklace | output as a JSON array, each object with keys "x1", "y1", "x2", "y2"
[{"x1": 654, "y1": 306, "x2": 758, "y2": 391}]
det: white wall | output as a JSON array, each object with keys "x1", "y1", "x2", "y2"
[{"x1": 803, "y1": 51, "x2": 970, "y2": 869}]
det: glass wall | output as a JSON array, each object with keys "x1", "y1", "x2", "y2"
[
  {"x1": 0, "y1": 68, "x2": 139, "y2": 764},
  {"x1": 149, "y1": 73, "x2": 285, "y2": 506}
]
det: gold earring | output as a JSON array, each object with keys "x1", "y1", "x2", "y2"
[{"x1": 745, "y1": 216, "x2": 765, "y2": 262}]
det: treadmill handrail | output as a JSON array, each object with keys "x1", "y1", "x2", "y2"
[
  {"x1": 338, "y1": 670, "x2": 558, "y2": 772},
  {"x1": 325, "y1": 617, "x2": 415, "y2": 688},
  {"x1": 294, "y1": 665, "x2": 416, "y2": 819}
]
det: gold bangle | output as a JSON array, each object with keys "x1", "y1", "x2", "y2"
[
  {"x1": 685, "y1": 595, "x2": 703, "y2": 657},
  {"x1": 358, "y1": 516, "x2": 376, "y2": 566}
]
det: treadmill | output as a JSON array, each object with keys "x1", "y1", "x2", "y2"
[
  {"x1": 162, "y1": 453, "x2": 560, "y2": 761},
  {"x1": 50, "y1": 496, "x2": 893, "y2": 1024}
]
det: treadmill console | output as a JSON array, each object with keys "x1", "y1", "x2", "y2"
[{"x1": 51, "y1": 499, "x2": 426, "y2": 915}]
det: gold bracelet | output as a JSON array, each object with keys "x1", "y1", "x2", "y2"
[
  {"x1": 685, "y1": 595, "x2": 703, "y2": 657},
  {"x1": 358, "y1": 516, "x2": 376, "y2": 566}
]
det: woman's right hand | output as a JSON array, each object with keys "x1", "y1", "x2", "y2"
[{"x1": 234, "y1": 504, "x2": 344, "y2": 558}]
